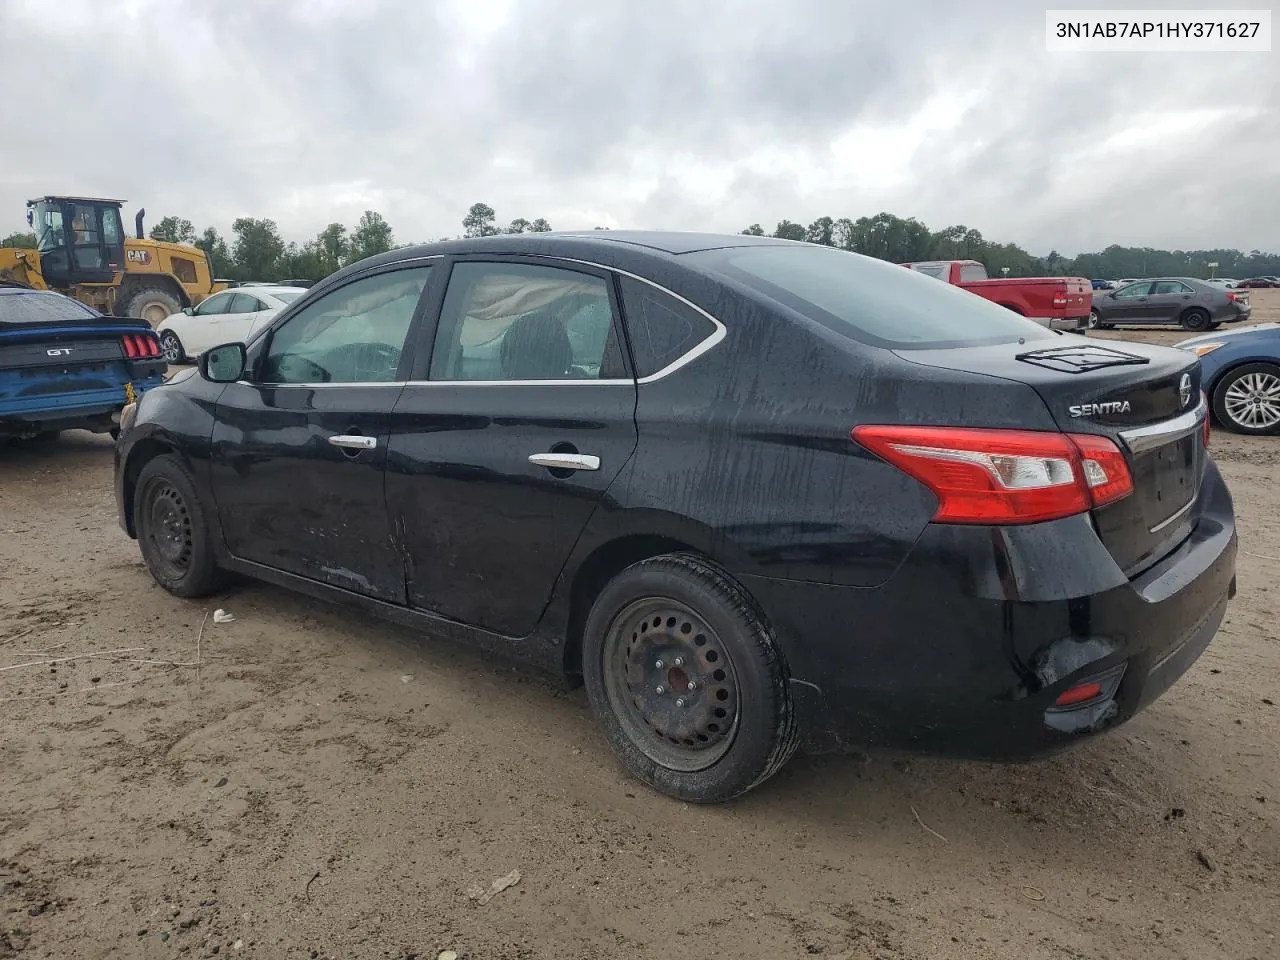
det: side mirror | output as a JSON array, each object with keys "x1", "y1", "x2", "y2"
[
  {"x1": 199, "y1": 343, "x2": 246, "y2": 383},
  {"x1": 182, "y1": 307, "x2": 193, "y2": 316}
]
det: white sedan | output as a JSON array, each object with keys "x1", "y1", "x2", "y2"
[{"x1": 157, "y1": 285, "x2": 308, "y2": 363}]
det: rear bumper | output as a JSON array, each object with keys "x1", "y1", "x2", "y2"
[
  {"x1": 744, "y1": 460, "x2": 1237, "y2": 758},
  {"x1": 0, "y1": 373, "x2": 165, "y2": 435}
]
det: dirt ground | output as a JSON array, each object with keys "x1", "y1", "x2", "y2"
[{"x1": 2, "y1": 292, "x2": 1278, "y2": 960}]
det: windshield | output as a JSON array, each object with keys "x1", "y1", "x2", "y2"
[
  {"x1": 271, "y1": 291, "x2": 303, "y2": 304},
  {"x1": 692, "y1": 244, "x2": 1053, "y2": 349},
  {"x1": 0, "y1": 290, "x2": 100, "y2": 324},
  {"x1": 32, "y1": 201, "x2": 65, "y2": 253}
]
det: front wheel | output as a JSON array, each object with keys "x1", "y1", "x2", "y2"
[
  {"x1": 159, "y1": 330, "x2": 186, "y2": 364},
  {"x1": 1086, "y1": 309, "x2": 1100, "y2": 330},
  {"x1": 134, "y1": 454, "x2": 225, "y2": 596},
  {"x1": 581, "y1": 553, "x2": 798, "y2": 803},
  {"x1": 1212, "y1": 363, "x2": 1280, "y2": 435}
]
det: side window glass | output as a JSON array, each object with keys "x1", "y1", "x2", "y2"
[
  {"x1": 102, "y1": 208, "x2": 123, "y2": 246},
  {"x1": 263, "y1": 266, "x2": 430, "y2": 384},
  {"x1": 429, "y1": 262, "x2": 624, "y2": 381},
  {"x1": 617, "y1": 276, "x2": 717, "y2": 378},
  {"x1": 1114, "y1": 283, "x2": 1151, "y2": 299},
  {"x1": 228, "y1": 293, "x2": 261, "y2": 313},
  {"x1": 195, "y1": 293, "x2": 232, "y2": 315},
  {"x1": 1152, "y1": 281, "x2": 1192, "y2": 295},
  {"x1": 958, "y1": 264, "x2": 988, "y2": 282}
]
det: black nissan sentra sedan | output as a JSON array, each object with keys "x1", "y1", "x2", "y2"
[{"x1": 114, "y1": 232, "x2": 1237, "y2": 803}]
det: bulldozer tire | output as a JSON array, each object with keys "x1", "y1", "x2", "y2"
[{"x1": 124, "y1": 286, "x2": 181, "y2": 328}]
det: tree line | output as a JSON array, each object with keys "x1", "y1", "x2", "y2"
[
  {"x1": 4, "y1": 204, "x2": 1278, "y2": 283},
  {"x1": 741, "y1": 213, "x2": 1280, "y2": 280}
]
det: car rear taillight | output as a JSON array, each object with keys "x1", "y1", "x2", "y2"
[
  {"x1": 851, "y1": 425, "x2": 1134, "y2": 525},
  {"x1": 121, "y1": 334, "x2": 161, "y2": 359},
  {"x1": 1052, "y1": 293, "x2": 1068, "y2": 307}
]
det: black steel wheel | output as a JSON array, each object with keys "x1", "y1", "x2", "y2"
[
  {"x1": 134, "y1": 454, "x2": 224, "y2": 597},
  {"x1": 582, "y1": 553, "x2": 798, "y2": 803},
  {"x1": 1181, "y1": 307, "x2": 1211, "y2": 332}
]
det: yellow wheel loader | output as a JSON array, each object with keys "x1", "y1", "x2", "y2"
[{"x1": 0, "y1": 196, "x2": 226, "y2": 326}]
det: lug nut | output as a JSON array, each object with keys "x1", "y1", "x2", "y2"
[
  {"x1": 655, "y1": 685, "x2": 665, "y2": 695},
  {"x1": 655, "y1": 659, "x2": 664, "y2": 669},
  {"x1": 687, "y1": 681, "x2": 697, "y2": 691},
  {"x1": 675, "y1": 698, "x2": 686, "y2": 707},
  {"x1": 672, "y1": 657, "x2": 684, "y2": 667}
]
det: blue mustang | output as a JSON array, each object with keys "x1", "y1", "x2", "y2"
[
  {"x1": 1, "y1": 284, "x2": 167, "y2": 440},
  {"x1": 1178, "y1": 322, "x2": 1280, "y2": 435}
]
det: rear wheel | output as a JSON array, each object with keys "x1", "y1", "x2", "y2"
[
  {"x1": 1180, "y1": 307, "x2": 1211, "y2": 332},
  {"x1": 1212, "y1": 363, "x2": 1280, "y2": 435},
  {"x1": 134, "y1": 454, "x2": 224, "y2": 597},
  {"x1": 124, "y1": 286, "x2": 182, "y2": 328},
  {"x1": 581, "y1": 553, "x2": 798, "y2": 803},
  {"x1": 159, "y1": 330, "x2": 186, "y2": 364},
  {"x1": 1087, "y1": 309, "x2": 1100, "y2": 330}
]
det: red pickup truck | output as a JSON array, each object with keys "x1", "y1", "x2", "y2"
[{"x1": 901, "y1": 260, "x2": 1092, "y2": 331}]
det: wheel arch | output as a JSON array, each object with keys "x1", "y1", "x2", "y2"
[
  {"x1": 559, "y1": 534, "x2": 710, "y2": 681},
  {"x1": 116, "y1": 273, "x2": 190, "y2": 314},
  {"x1": 120, "y1": 436, "x2": 183, "y2": 537},
  {"x1": 1207, "y1": 356, "x2": 1280, "y2": 422}
]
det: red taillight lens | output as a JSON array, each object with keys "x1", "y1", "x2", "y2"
[
  {"x1": 121, "y1": 334, "x2": 160, "y2": 359},
  {"x1": 121, "y1": 335, "x2": 138, "y2": 358},
  {"x1": 1054, "y1": 681, "x2": 1103, "y2": 706},
  {"x1": 1052, "y1": 294, "x2": 1068, "y2": 307},
  {"x1": 851, "y1": 425, "x2": 1134, "y2": 525},
  {"x1": 145, "y1": 335, "x2": 160, "y2": 357}
]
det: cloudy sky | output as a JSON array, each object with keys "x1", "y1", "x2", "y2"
[{"x1": 1, "y1": 0, "x2": 1275, "y2": 255}]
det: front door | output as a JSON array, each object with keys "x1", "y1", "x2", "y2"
[
  {"x1": 1104, "y1": 281, "x2": 1155, "y2": 323},
  {"x1": 386, "y1": 258, "x2": 639, "y2": 637},
  {"x1": 209, "y1": 264, "x2": 435, "y2": 603}
]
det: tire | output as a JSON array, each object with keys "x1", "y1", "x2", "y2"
[
  {"x1": 581, "y1": 553, "x2": 798, "y2": 803},
  {"x1": 1087, "y1": 309, "x2": 1101, "y2": 330},
  {"x1": 124, "y1": 285, "x2": 182, "y2": 328},
  {"x1": 133, "y1": 454, "x2": 225, "y2": 597},
  {"x1": 159, "y1": 330, "x2": 186, "y2": 364},
  {"x1": 1211, "y1": 363, "x2": 1280, "y2": 436},
  {"x1": 1180, "y1": 307, "x2": 1211, "y2": 332}
]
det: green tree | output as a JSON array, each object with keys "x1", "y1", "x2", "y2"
[
  {"x1": 313, "y1": 222, "x2": 349, "y2": 275},
  {"x1": 463, "y1": 202, "x2": 499, "y2": 238},
  {"x1": 1, "y1": 231, "x2": 37, "y2": 249},
  {"x1": 805, "y1": 216, "x2": 835, "y2": 246},
  {"x1": 741, "y1": 223, "x2": 765, "y2": 236},
  {"x1": 528, "y1": 217, "x2": 552, "y2": 233},
  {"x1": 348, "y1": 210, "x2": 394, "y2": 263},
  {"x1": 772, "y1": 219, "x2": 806, "y2": 242},
  {"x1": 194, "y1": 227, "x2": 233, "y2": 277},
  {"x1": 507, "y1": 217, "x2": 531, "y2": 234},
  {"x1": 231, "y1": 217, "x2": 285, "y2": 280},
  {"x1": 149, "y1": 216, "x2": 196, "y2": 244}
]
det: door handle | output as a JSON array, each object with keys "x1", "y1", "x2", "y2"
[
  {"x1": 329, "y1": 434, "x2": 377, "y2": 451},
  {"x1": 529, "y1": 452, "x2": 600, "y2": 471}
]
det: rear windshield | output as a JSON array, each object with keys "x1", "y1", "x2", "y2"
[
  {"x1": 0, "y1": 290, "x2": 100, "y2": 324},
  {"x1": 692, "y1": 245, "x2": 1053, "y2": 349}
]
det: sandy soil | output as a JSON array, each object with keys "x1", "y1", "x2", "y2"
[{"x1": 1, "y1": 292, "x2": 1278, "y2": 960}]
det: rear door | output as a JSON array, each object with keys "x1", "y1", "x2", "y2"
[
  {"x1": 385, "y1": 257, "x2": 638, "y2": 637},
  {"x1": 216, "y1": 292, "x2": 268, "y2": 344},
  {"x1": 1144, "y1": 280, "x2": 1197, "y2": 324},
  {"x1": 209, "y1": 264, "x2": 434, "y2": 602}
]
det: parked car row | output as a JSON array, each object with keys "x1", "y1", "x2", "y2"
[
  {"x1": 1091, "y1": 277, "x2": 1278, "y2": 291},
  {"x1": 112, "y1": 231, "x2": 1239, "y2": 802}
]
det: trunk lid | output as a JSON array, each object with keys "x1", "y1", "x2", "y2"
[{"x1": 897, "y1": 336, "x2": 1205, "y2": 575}]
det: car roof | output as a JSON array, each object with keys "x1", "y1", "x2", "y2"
[{"x1": 388, "y1": 230, "x2": 792, "y2": 260}]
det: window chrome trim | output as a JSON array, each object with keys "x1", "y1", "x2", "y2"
[
  {"x1": 403, "y1": 256, "x2": 727, "y2": 387},
  {"x1": 1117, "y1": 397, "x2": 1206, "y2": 455},
  {"x1": 234, "y1": 256, "x2": 727, "y2": 389}
]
